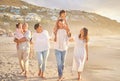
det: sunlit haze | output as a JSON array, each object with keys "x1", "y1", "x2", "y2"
[{"x1": 22, "y1": 0, "x2": 120, "y2": 22}]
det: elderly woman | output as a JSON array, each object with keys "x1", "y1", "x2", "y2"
[{"x1": 32, "y1": 23, "x2": 50, "y2": 79}]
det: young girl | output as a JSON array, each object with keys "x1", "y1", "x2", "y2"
[
  {"x1": 14, "y1": 23, "x2": 24, "y2": 49},
  {"x1": 53, "y1": 10, "x2": 71, "y2": 42},
  {"x1": 32, "y1": 23, "x2": 50, "y2": 79},
  {"x1": 72, "y1": 28, "x2": 88, "y2": 81}
]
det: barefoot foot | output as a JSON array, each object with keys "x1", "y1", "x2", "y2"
[{"x1": 57, "y1": 77, "x2": 64, "y2": 81}]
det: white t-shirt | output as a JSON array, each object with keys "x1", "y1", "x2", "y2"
[
  {"x1": 55, "y1": 29, "x2": 68, "y2": 51},
  {"x1": 32, "y1": 30, "x2": 50, "y2": 52}
]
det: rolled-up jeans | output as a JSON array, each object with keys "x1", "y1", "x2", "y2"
[
  {"x1": 55, "y1": 49, "x2": 66, "y2": 77},
  {"x1": 36, "y1": 50, "x2": 49, "y2": 72}
]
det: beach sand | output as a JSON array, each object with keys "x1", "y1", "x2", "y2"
[{"x1": 0, "y1": 36, "x2": 120, "y2": 81}]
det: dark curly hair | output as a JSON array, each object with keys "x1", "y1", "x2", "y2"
[
  {"x1": 59, "y1": 10, "x2": 66, "y2": 17},
  {"x1": 34, "y1": 23, "x2": 42, "y2": 30}
]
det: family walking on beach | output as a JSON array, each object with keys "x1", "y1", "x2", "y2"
[{"x1": 14, "y1": 10, "x2": 88, "y2": 81}]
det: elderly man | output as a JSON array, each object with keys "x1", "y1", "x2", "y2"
[{"x1": 14, "y1": 23, "x2": 31, "y2": 77}]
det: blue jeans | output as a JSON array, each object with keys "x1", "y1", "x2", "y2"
[
  {"x1": 55, "y1": 49, "x2": 66, "y2": 77},
  {"x1": 36, "y1": 50, "x2": 49, "y2": 72}
]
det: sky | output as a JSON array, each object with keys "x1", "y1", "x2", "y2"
[{"x1": 22, "y1": 0, "x2": 120, "y2": 22}]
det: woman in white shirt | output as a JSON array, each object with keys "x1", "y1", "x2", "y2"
[{"x1": 32, "y1": 23, "x2": 50, "y2": 79}]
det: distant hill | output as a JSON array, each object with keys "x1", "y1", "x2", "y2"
[
  {"x1": 0, "y1": 0, "x2": 23, "y2": 6},
  {"x1": 0, "y1": 0, "x2": 40, "y2": 8},
  {"x1": 0, "y1": 0, "x2": 120, "y2": 36}
]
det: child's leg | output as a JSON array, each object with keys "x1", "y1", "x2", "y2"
[{"x1": 53, "y1": 27, "x2": 58, "y2": 42}]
